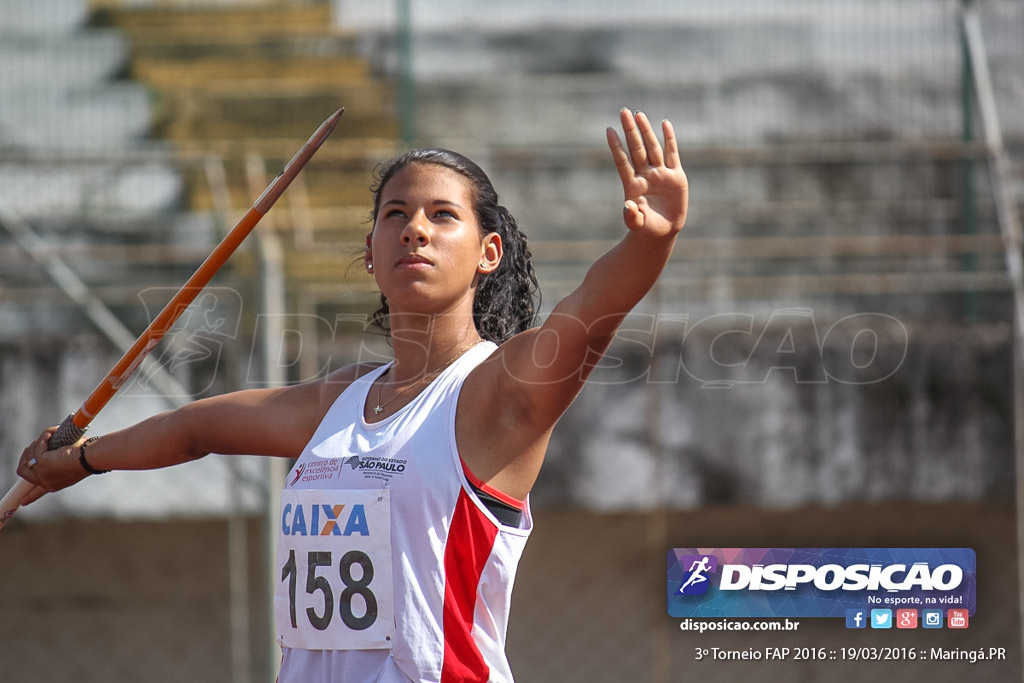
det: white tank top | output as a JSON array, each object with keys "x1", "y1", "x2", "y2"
[{"x1": 276, "y1": 341, "x2": 532, "y2": 683}]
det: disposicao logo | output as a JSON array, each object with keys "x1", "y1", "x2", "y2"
[
  {"x1": 676, "y1": 555, "x2": 718, "y2": 596},
  {"x1": 667, "y1": 548, "x2": 976, "y2": 619}
]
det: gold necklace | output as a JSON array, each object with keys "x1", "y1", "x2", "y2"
[{"x1": 373, "y1": 340, "x2": 482, "y2": 415}]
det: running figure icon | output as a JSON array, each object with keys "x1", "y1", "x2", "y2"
[{"x1": 679, "y1": 556, "x2": 712, "y2": 594}]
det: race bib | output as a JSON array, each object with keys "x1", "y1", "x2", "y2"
[{"x1": 274, "y1": 488, "x2": 395, "y2": 650}]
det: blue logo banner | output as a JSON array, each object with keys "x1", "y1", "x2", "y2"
[{"x1": 667, "y1": 548, "x2": 976, "y2": 619}]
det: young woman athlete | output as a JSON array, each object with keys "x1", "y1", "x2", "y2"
[{"x1": 17, "y1": 108, "x2": 688, "y2": 682}]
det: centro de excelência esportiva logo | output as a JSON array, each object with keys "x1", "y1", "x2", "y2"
[{"x1": 668, "y1": 548, "x2": 976, "y2": 621}]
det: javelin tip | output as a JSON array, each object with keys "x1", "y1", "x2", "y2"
[
  {"x1": 317, "y1": 107, "x2": 345, "y2": 141},
  {"x1": 254, "y1": 107, "x2": 345, "y2": 213}
]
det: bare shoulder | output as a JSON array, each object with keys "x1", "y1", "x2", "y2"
[{"x1": 457, "y1": 339, "x2": 555, "y2": 499}]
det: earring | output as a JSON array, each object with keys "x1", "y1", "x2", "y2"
[{"x1": 366, "y1": 263, "x2": 374, "y2": 273}]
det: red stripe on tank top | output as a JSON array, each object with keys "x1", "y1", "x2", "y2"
[
  {"x1": 440, "y1": 488, "x2": 498, "y2": 682},
  {"x1": 460, "y1": 458, "x2": 525, "y2": 512}
]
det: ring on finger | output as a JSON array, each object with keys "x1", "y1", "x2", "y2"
[{"x1": 27, "y1": 457, "x2": 38, "y2": 469}]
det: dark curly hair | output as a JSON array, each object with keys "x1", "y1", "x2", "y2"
[{"x1": 368, "y1": 148, "x2": 539, "y2": 344}]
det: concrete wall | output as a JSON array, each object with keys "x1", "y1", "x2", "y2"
[{"x1": 541, "y1": 320, "x2": 1013, "y2": 510}]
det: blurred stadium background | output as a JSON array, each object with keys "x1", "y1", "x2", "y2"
[{"x1": 1, "y1": 0, "x2": 1022, "y2": 681}]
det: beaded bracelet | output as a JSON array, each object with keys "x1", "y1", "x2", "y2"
[{"x1": 79, "y1": 436, "x2": 110, "y2": 475}]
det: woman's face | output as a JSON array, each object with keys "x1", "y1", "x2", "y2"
[{"x1": 366, "y1": 163, "x2": 502, "y2": 317}]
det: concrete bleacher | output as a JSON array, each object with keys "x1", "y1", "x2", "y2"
[
  {"x1": 347, "y1": 1, "x2": 972, "y2": 146},
  {"x1": 92, "y1": 2, "x2": 397, "y2": 297},
  {"x1": 0, "y1": 0, "x2": 216, "y2": 341},
  {"x1": 0, "y1": 0, "x2": 213, "y2": 323},
  {"x1": 0, "y1": 0, "x2": 202, "y2": 221},
  {"x1": 333, "y1": 0, "x2": 1022, "y2": 510},
  {"x1": 334, "y1": 0, "x2": 1022, "y2": 320},
  {"x1": 0, "y1": 0, "x2": 255, "y2": 520},
  {"x1": 0, "y1": 21, "x2": 152, "y2": 152}
]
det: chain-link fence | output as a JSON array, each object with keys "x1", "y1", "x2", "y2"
[{"x1": 2, "y1": 1, "x2": 1022, "y2": 681}]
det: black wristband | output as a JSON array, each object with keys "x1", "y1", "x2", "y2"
[{"x1": 79, "y1": 436, "x2": 110, "y2": 475}]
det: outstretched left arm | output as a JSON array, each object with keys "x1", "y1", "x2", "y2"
[{"x1": 460, "y1": 109, "x2": 688, "y2": 497}]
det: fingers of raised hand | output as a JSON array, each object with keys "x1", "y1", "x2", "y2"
[
  {"x1": 618, "y1": 109, "x2": 647, "y2": 170},
  {"x1": 661, "y1": 119, "x2": 682, "y2": 170},
  {"x1": 618, "y1": 108, "x2": 669, "y2": 170},
  {"x1": 606, "y1": 125, "x2": 635, "y2": 189},
  {"x1": 637, "y1": 112, "x2": 666, "y2": 168},
  {"x1": 606, "y1": 111, "x2": 662, "y2": 189}
]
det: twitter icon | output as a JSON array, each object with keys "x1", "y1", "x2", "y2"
[{"x1": 870, "y1": 609, "x2": 893, "y2": 629}]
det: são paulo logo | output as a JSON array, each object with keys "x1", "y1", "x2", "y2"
[{"x1": 343, "y1": 455, "x2": 407, "y2": 474}]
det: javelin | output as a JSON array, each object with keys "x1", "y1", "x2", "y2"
[{"x1": 0, "y1": 108, "x2": 344, "y2": 530}]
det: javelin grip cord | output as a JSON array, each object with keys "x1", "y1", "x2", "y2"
[{"x1": 49, "y1": 414, "x2": 86, "y2": 450}]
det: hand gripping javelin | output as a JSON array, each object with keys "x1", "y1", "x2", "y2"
[{"x1": 0, "y1": 108, "x2": 344, "y2": 531}]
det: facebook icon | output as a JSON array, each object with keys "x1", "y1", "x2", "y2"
[{"x1": 846, "y1": 609, "x2": 867, "y2": 629}]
